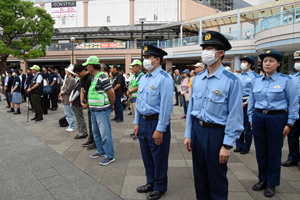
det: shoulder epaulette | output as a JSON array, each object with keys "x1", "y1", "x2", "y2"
[
  {"x1": 160, "y1": 70, "x2": 170, "y2": 78},
  {"x1": 222, "y1": 70, "x2": 237, "y2": 81},
  {"x1": 252, "y1": 71, "x2": 258, "y2": 76},
  {"x1": 255, "y1": 74, "x2": 263, "y2": 78},
  {"x1": 290, "y1": 72, "x2": 297, "y2": 76},
  {"x1": 196, "y1": 70, "x2": 206, "y2": 76},
  {"x1": 280, "y1": 73, "x2": 292, "y2": 79}
]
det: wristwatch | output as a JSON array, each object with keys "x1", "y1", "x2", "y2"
[
  {"x1": 287, "y1": 124, "x2": 294, "y2": 129},
  {"x1": 223, "y1": 144, "x2": 233, "y2": 149}
]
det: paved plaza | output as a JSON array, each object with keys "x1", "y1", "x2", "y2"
[{"x1": 0, "y1": 98, "x2": 300, "y2": 200}]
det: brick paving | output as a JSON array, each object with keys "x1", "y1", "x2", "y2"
[{"x1": 0, "y1": 96, "x2": 300, "y2": 200}]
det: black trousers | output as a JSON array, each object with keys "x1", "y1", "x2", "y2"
[
  {"x1": 87, "y1": 108, "x2": 94, "y2": 142},
  {"x1": 41, "y1": 95, "x2": 49, "y2": 114},
  {"x1": 31, "y1": 93, "x2": 43, "y2": 119},
  {"x1": 174, "y1": 87, "x2": 182, "y2": 105},
  {"x1": 21, "y1": 87, "x2": 26, "y2": 102},
  {"x1": 6, "y1": 91, "x2": 10, "y2": 107},
  {"x1": 50, "y1": 88, "x2": 58, "y2": 109}
]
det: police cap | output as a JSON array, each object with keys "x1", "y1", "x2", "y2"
[
  {"x1": 239, "y1": 56, "x2": 255, "y2": 66},
  {"x1": 143, "y1": 44, "x2": 168, "y2": 58},
  {"x1": 200, "y1": 31, "x2": 232, "y2": 51},
  {"x1": 294, "y1": 50, "x2": 300, "y2": 60},
  {"x1": 259, "y1": 50, "x2": 283, "y2": 62}
]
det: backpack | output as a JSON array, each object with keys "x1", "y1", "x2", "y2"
[{"x1": 59, "y1": 116, "x2": 69, "y2": 127}]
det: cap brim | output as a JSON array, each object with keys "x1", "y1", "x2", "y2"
[
  {"x1": 82, "y1": 62, "x2": 88, "y2": 66},
  {"x1": 259, "y1": 53, "x2": 283, "y2": 61}
]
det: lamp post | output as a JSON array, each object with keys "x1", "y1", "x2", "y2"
[
  {"x1": 139, "y1": 16, "x2": 146, "y2": 62},
  {"x1": 70, "y1": 37, "x2": 75, "y2": 65}
]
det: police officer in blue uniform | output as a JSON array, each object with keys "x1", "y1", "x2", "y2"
[
  {"x1": 248, "y1": 50, "x2": 299, "y2": 197},
  {"x1": 282, "y1": 50, "x2": 300, "y2": 169},
  {"x1": 134, "y1": 44, "x2": 173, "y2": 200},
  {"x1": 184, "y1": 31, "x2": 244, "y2": 200},
  {"x1": 234, "y1": 56, "x2": 257, "y2": 154}
]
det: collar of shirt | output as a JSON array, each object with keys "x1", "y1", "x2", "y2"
[
  {"x1": 146, "y1": 66, "x2": 162, "y2": 78},
  {"x1": 202, "y1": 64, "x2": 224, "y2": 80},
  {"x1": 296, "y1": 72, "x2": 300, "y2": 76},
  {"x1": 262, "y1": 71, "x2": 279, "y2": 81},
  {"x1": 242, "y1": 70, "x2": 252, "y2": 75},
  {"x1": 135, "y1": 71, "x2": 143, "y2": 78}
]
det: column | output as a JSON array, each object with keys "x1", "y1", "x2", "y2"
[
  {"x1": 40, "y1": 2, "x2": 45, "y2": 9},
  {"x1": 83, "y1": 0, "x2": 89, "y2": 27},
  {"x1": 166, "y1": 59, "x2": 172, "y2": 74},
  {"x1": 258, "y1": 14, "x2": 264, "y2": 32},
  {"x1": 288, "y1": 54, "x2": 294, "y2": 74},
  {"x1": 234, "y1": 55, "x2": 241, "y2": 71},
  {"x1": 230, "y1": 58, "x2": 234, "y2": 71},
  {"x1": 20, "y1": 60, "x2": 28, "y2": 72},
  {"x1": 237, "y1": 10, "x2": 241, "y2": 40},
  {"x1": 129, "y1": 0, "x2": 135, "y2": 25},
  {"x1": 125, "y1": 54, "x2": 131, "y2": 74},
  {"x1": 198, "y1": 18, "x2": 202, "y2": 44}
]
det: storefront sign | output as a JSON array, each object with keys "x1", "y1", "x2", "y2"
[
  {"x1": 51, "y1": 1, "x2": 76, "y2": 18},
  {"x1": 81, "y1": 42, "x2": 126, "y2": 49}
]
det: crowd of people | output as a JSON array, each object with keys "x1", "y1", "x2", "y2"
[{"x1": 1, "y1": 30, "x2": 300, "y2": 200}]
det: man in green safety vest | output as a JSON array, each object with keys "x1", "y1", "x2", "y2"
[
  {"x1": 83, "y1": 56, "x2": 116, "y2": 166},
  {"x1": 127, "y1": 60, "x2": 144, "y2": 140}
]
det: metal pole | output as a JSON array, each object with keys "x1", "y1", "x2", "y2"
[
  {"x1": 72, "y1": 41, "x2": 74, "y2": 64},
  {"x1": 141, "y1": 22, "x2": 144, "y2": 63}
]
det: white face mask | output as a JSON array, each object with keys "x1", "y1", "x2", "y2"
[
  {"x1": 294, "y1": 63, "x2": 300, "y2": 71},
  {"x1": 240, "y1": 63, "x2": 248, "y2": 71},
  {"x1": 12, "y1": 72, "x2": 15, "y2": 76},
  {"x1": 202, "y1": 50, "x2": 220, "y2": 66},
  {"x1": 143, "y1": 59, "x2": 157, "y2": 71}
]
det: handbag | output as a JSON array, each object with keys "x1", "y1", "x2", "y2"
[
  {"x1": 184, "y1": 92, "x2": 190, "y2": 102},
  {"x1": 43, "y1": 85, "x2": 52, "y2": 96},
  {"x1": 176, "y1": 85, "x2": 181, "y2": 92}
]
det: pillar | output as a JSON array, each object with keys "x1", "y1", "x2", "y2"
[
  {"x1": 125, "y1": 54, "x2": 131, "y2": 74},
  {"x1": 83, "y1": 0, "x2": 89, "y2": 27},
  {"x1": 198, "y1": 18, "x2": 202, "y2": 44},
  {"x1": 20, "y1": 60, "x2": 28, "y2": 72},
  {"x1": 166, "y1": 59, "x2": 172, "y2": 74},
  {"x1": 230, "y1": 58, "x2": 234, "y2": 71},
  {"x1": 288, "y1": 54, "x2": 294, "y2": 74},
  {"x1": 129, "y1": 0, "x2": 135, "y2": 25},
  {"x1": 237, "y1": 10, "x2": 241, "y2": 40},
  {"x1": 40, "y1": 2, "x2": 45, "y2": 9},
  {"x1": 258, "y1": 14, "x2": 264, "y2": 32},
  {"x1": 234, "y1": 55, "x2": 241, "y2": 71}
]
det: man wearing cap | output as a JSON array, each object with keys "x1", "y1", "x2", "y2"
[
  {"x1": 174, "y1": 69, "x2": 183, "y2": 106},
  {"x1": 234, "y1": 56, "x2": 257, "y2": 155},
  {"x1": 127, "y1": 60, "x2": 144, "y2": 140},
  {"x1": 48, "y1": 65, "x2": 58, "y2": 111},
  {"x1": 83, "y1": 56, "x2": 116, "y2": 165},
  {"x1": 134, "y1": 44, "x2": 173, "y2": 200},
  {"x1": 188, "y1": 62, "x2": 205, "y2": 96},
  {"x1": 110, "y1": 64, "x2": 124, "y2": 123},
  {"x1": 282, "y1": 50, "x2": 300, "y2": 169},
  {"x1": 184, "y1": 31, "x2": 243, "y2": 199},
  {"x1": 27, "y1": 65, "x2": 44, "y2": 122}
]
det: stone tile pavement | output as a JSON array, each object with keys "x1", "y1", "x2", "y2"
[{"x1": 0, "y1": 96, "x2": 300, "y2": 200}]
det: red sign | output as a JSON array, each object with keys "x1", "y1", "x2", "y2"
[{"x1": 100, "y1": 43, "x2": 118, "y2": 48}]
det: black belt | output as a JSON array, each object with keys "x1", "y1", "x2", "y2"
[
  {"x1": 142, "y1": 114, "x2": 159, "y2": 120},
  {"x1": 257, "y1": 109, "x2": 286, "y2": 115},
  {"x1": 197, "y1": 119, "x2": 225, "y2": 128}
]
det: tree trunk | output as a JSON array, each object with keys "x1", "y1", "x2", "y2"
[{"x1": 0, "y1": 56, "x2": 8, "y2": 72}]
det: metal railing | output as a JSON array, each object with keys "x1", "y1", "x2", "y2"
[
  {"x1": 221, "y1": 29, "x2": 255, "y2": 41},
  {"x1": 262, "y1": 7, "x2": 300, "y2": 30}
]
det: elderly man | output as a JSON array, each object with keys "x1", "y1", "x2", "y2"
[{"x1": 174, "y1": 69, "x2": 183, "y2": 106}]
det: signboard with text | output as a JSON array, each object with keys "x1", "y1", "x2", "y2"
[
  {"x1": 51, "y1": 1, "x2": 76, "y2": 18},
  {"x1": 80, "y1": 43, "x2": 126, "y2": 49}
]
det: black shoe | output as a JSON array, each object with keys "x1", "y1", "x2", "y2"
[
  {"x1": 87, "y1": 143, "x2": 97, "y2": 150},
  {"x1": 233, "y1": 148, "x2": 242, "y2": 153},
  {"x1": 74, "y1": 134, "x2": 88, "y2": 139},
  {"x1": 31, "y1": 117, "x2": 37, "y2": 121},
  {"x1": 240, "y1": 151, "x2": 249, "y2": 155},
  {"x1": 7, "y1": 109, "x2": 15, "y2": 113},
  {"x1": 82, "y1": 141, "x2": 94, "y2": 147},
  {"x1": 173, "y1": 104, "x2": 179, "y2": 106},
  {"x1": 29, "y1": 108, "x2": 34, "y2": 111},
  {"x1": 111, "y1": 117, "x2": 119, "y2": 121},
  {"x1": 147, "y1": 191, "x2": 165, "y2": 200},
  {"x1": 179, "y1": 104, "x2": 182, "y2": 107},
  {"x1": 6, "y1": 106, "x2": 10, "y2": 108},
  {"x1": 137, "y1": 183, "x2": 154, "y2": 193},
  {"x1": 13, "y1": 111, "x2": 21, "y2": 115},
  {"x1": 51, "y1": 108, "x2": 57, "y2": 111},
  {"x1": 130, "y1": 133, "x2": 135, "y2": 137},
  {"x1": 252, "y1": 181, "x2": 267, "y2": 191},
  {"x1": 133, "y1": 136, "x2": 138, "y2": 140},
  {"x1": 264, "y1": 186, "x2": 275, "y2": 197},
  {"x1": 35, "y1": 118, "x2": 43, "y2": 122},
  {"x1": 116, "y1": 118, "x2": 124, "y2": 123},
  {"x1": 128, "y1": 112, "x2": 132, "y2": 115},
  {"x1": 281, "y1": 160, "x2": 298, "y2": 167}
]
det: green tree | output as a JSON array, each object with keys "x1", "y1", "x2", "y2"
[{"x1": 0, "y1": 0, "x2": 55, "y2": 72}]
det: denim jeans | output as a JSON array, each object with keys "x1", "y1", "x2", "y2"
[
  {"x1": 90, "y1": 108, "x2": 115, "y2": 159},
  {"x1": 63, "y1": 104, "x2": 76, "y2": 129},
  {"x1": 114, "y1": 94, "x2": 123, "y2": 119},
  {"x1": 182, "y1": 95, "x2": 189, "y2": 115}
]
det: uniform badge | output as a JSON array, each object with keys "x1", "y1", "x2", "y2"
[
  {"x1": 296, "y1": 52, "x2": 300, "y2": 57},
  {"x1": 274, "y1": 85, "x2": 280, "y2": 89},
  {"x1": 247, "y1": 78, "x2": 251, "y2": 80},
  {"x1": 151, "y1": 85, "x2": 156, "y2": 90},
  {"x1": 244, "y1": 55, "x2": 247, "y2": 58},
  {"x1": 205, "y1": 33, "x2": 211, "y2": 41},
  {"x1": 213, "y1": 89, "x2": 221, "y2": 96},
  {"x1": 266, "y1": 50, "x2": 271, "y2": 54},
  {"x1": 144, "y1": 46, "x2": 148, "y2": 52}
]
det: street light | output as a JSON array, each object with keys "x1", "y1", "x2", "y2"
[
  {"x1": 70, "y1": 37, "x2": 75, "y2": 65},
  {"x1": 139, "y1": 16, "x2": 146, "y2": 62}
]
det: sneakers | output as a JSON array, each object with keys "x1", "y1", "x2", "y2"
[
  {"x1": 65, "y1": 128, "x2": 76, "y2": 132},
  {"x1": 100, "y1": 158, "x2": 115, "y2": 166},
  {"x1": 130, "y1": 133, "x2": 135, "y2": 137},
  {"x1": 90, "y1": 152, "x2": 106, "y2": 158},
  {"x1": 87, "y1": 143, "x2": 97, "y2": 150},
  {"x1": 82, "y1": 141, "x2": 94, "y2": 147},
  {"x1": 116, "y1": 118, "x2": 124, "y2": 123}
]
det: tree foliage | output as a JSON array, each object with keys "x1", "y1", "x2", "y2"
[{"x1": 0, "y1": 0, "x2": 55, "y2": 71}]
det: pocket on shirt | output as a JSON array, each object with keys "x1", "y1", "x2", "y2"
[
  {"x1": 269, "y1": 88, "x2": 285, "y2": 101},
  {"x1": 192, "y1": 92, "x2": 203, "y2": 110},
  {"x1": 146, "y1": 88, "x2": 160, "y2": 106},
  {"x1": 206, "y1": 93, "x2": 226, "y2": 116},
  {"x1": 253, "y1": 87, "x2": 264, "y2": 101}
]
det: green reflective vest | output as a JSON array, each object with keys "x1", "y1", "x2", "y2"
[
  {"x1": 130, "y1": 72, "x2": 144, "y2": 98},
  {"x1": 88, "y1": 71, "x2": 110, "y2": 108}
]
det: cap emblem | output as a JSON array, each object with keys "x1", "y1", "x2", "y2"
[
  {"x1": 244, "y1": 56, "x2": 247, "y2": 57},
  {"x1": 205, "y1": 33, "x2": 211, "y2": 41},
  {"x1": 266, "y1": 50, "x2": 271, "y2": 54},
  {"x1": 295, "y1": 52, "x2": 300, "y2": 57},
  {"x1": 144, "y1": 46, "x2": 148, "y2": 52}
]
